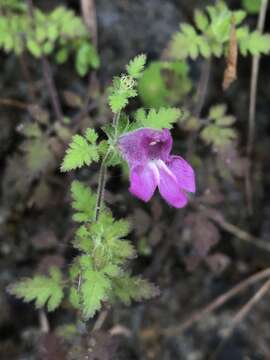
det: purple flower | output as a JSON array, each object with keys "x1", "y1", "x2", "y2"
[{"x1": 118, "y1": 128, "x2": 195, "y2": 208}]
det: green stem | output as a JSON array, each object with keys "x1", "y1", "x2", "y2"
[
  {"x1": 94, "y1": 149, "x2": 110, "y2": 222},
  {"x1": 94, "y1": 111, "x2": 120, "y2": 222},
  {"x1": 112, "y1": 111, "x2": 120, "y2": 127}
]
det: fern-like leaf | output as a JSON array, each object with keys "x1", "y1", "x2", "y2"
[
  {"x1": 135, "y1": 107, "x2": 182, "y2": 130},
  {"x1": 8, "y1": 268, "x2": 64, "y2": 312},
  {"x1": 71, "y1": 181, "x2": 96, "y2": 222},
  {"x1": 113, "y1": 275, "x2": 159, "y2": 306},
  {"x1": 126, "y1": 54, "x2": 146, "y2": 79},
  {"x1": 200, "y1": 104, "x2": 237, "y2": 148},
  {"x1": 108, "y1": 75, "x2": 137, "y2": 113},
  {"x1": 81, "y1": 269, "x2": 111, "y2": 319},
  {"x1": 61, "y1": 129, "x2": 99, "y2": 172}
]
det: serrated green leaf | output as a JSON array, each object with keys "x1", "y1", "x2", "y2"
[
  {"x1": 55, "y1": 48, "x2": 69, "y2": 63},
  {"x1": 21, "y1": 136, "x2": 55, "y2": 177},
  {"x1": 69, "y1": 260, "x2": 80, "y2": 280},
  {"x1": 219, "y1": 127, "x2": 237, "y2": 142},
  {"x1": 239, "y1": 31, "x2": 270, "y2": 56},
  {"x1": 209, "y1": 104, "x2": 227, "y2": 120},
  {"x1": 27, "y1": 39, "x2": 42, "y2": 57},
  {"x1": 216, "y1": 115, "x2": 236, "y2": 126},
  {"x1": 242, "y1": 0, "x2": 261, "y2": 14},
  {"x1": 111, "y1": 239, "x2": 136, "y2": 262},
  {"x1": 211, "y1": 41, "x2": 223, "y2": 57},
  {"x1": 194, "y1": 9, "x2": 209, "y2": 32},
  {"x1": 189, "y1": 42, "x2": 199, "y2": 59},
  {"x1": 108, "y1": 218, "x2": 130, "y2": 239},
  {"x1": 181, "y1": 23, "x2": 197, "y2": 37},
  {"x1": 85, "y1": 128, "x2": 98, "y2": 143},
  {"x1": 168, "y1": 33, "x2": 190, "y2": 59},
  {"x1": 233, "y1": 10, "x2": 247, "y2": 24},
  {"x1": 61, "y1": 131, "x2": 99, "y2": 172},
  {"x1": 19, "y1": 123, "x2": 42, "y2": 138},
  {"x1": 126, "y1": 54, "x2": 146, "y2": 79},
  {"x1": 69, "y1": 287, "x2": 80, "y2": 308},
  {"x1": 71, "y1": 181, "x2": 96, "y2": 222},
  {"x1": 211, "y1": 12, "x2": 231, "y2": 43},
  {"x1": 8, "y1": 268, "x2": 64, "y2": 312},
  {"x1": 103, "y1": 264, "x2": 121, "y2": 277},
  {"x1": 108, "y1": 74, "x2": 137, "y2": 113},
  {"x1": 200, "y1": 125, "x2": 218, "y2": 144},
  {"x1": 42, "y1": 41, "x2": 53, "y2": 55},
  {"x1": 113, "y1": 275, "x2": 159, "y2": 306},
  {"x1": 201, "y1": 103, "x2": 238, "y2": 148},
  {"x1": 136, "y1": 107, "x2": 181, "y2": 130},
  {"x1": 79, "y1": 254, "x2": 93, "y2": 269},
  {"x1": 135, "y1": 108, "x2": 146, "y2": 123},
  {"x1": 109, "y1": 93, "x2": 129, "y2": 113},
  {"x1": 73, "y1": 225, "x2": 93, "y2": 252},
  {"x1": 198, "y1": 38, "x2": 211, "y2": 57},
  {"x1": 81, "y1": 269, "x2": 111, "y2": 319}
]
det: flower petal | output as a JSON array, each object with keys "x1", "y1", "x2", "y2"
[
  {"x1": 129, "y1": 163, "x2": 159, "y2": 202},
  {"x1": 118, "y1": 128, "x2": 172, "y2": 167},
  {"x1": 156, "y1": 160, "x2": 188, "y2": 208},
  {"x1": 167, "y1": 156, "x2": 196, "y2": 193}
]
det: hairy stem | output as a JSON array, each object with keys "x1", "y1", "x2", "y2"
[
  {"x1": 113, "y1": 111, "x2": 120, "y2": 128},
  {"x1": 94, "y1": 111, "x2": 121, "y2": 221},
  {"x1": 94, "y1": 149, "x2": 110, "y2": 222}
]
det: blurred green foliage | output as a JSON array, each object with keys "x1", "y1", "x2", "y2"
[
  {"x1": 0, "y1": 2, "x2": 99, "y2": 76},
  {"x1": 168, "y1": 1, "x2": 270, "y2": 59},
  {"x1": 138, "y1": 61, "x2": 192, "y2": 108},
  {"x1": 242, "y1": 0, "x2": 261, "y2": 14}
]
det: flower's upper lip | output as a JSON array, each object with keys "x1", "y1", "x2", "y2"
[
  {"x1": 118, "y1": 127, "x2": 195, "y2": 207},
  {"x1": 118, "y1": 127, "x2": 172, "y2": 167}
]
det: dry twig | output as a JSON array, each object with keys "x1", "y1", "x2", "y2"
[
  {"x1": 247, "y1": 0, "x2": 268, "y2": 156},
  {"x1": 246, "y1": 0, "x2": 268, "y2": 214},
  {"x1": 211, "y1": 278, "x2": 270, "y2": 359},
  {"x1": 27, "y1": 0, "x2": 64, "y2": 123},
  {"x1": 92, "y1": 309, "x2": 109, "y2": 332},
  {"x1": 39, "y1": 309, "x2": 50, "y2": 333},
  {"x1": 187, "y1": 58, "x2": 211, "y2": 158},
  {"x1": 163, "y1": 267, "x2": 270, "y2": 335},
  {"x1": 202, "y1": 206, "x2": 270, "y2": 253},
  {"x1": 80, "y1": 0, "x2": 98, "y2": 47},
  {"x1": 222, "y1": 17, "x2": 238, "y2": 90},
  {"x1": 19, "y1": 54, "x2": 37, "y2": 100},
  {"x1": 0, "y1": 98, "x2": 29, "y2": 109}
]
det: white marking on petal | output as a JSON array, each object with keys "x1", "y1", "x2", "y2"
[
  {"x1": 155, "y1": 160, "x2": 178, "y2": 183},
  {"x1": 148, "y1": 161, "x2": 160, "y2": 185}
]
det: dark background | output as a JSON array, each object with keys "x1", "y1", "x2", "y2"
[{"x1": 1, "y1": 0, "x2": 270, "y2": 359}]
